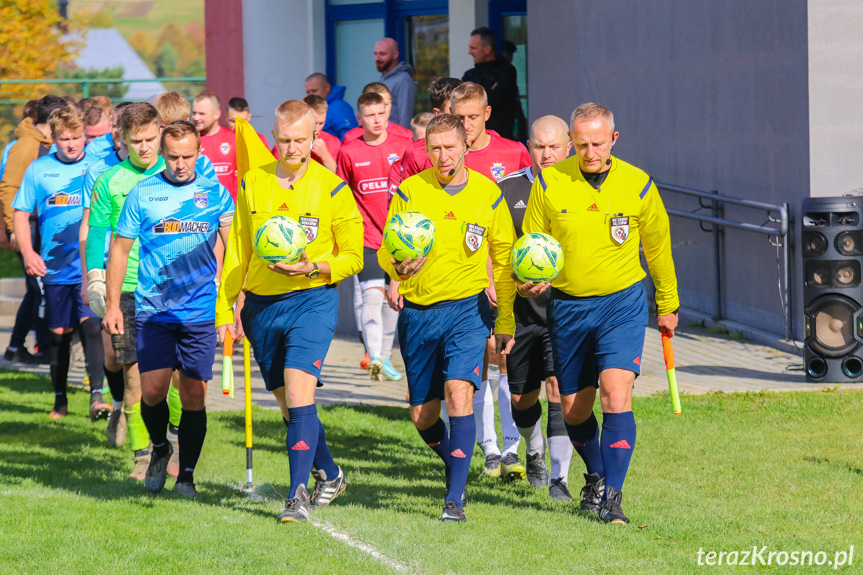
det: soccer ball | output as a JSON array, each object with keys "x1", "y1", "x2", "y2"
[
  {"x1": 511, "y1": 232, "x2": 564, "y2": 283},
  {"x1": 254, "y1": 215, "x2": 307, "y2": 264},
  {"x1": 382, "y1": 211, "x2": 436, "y2": 261}
]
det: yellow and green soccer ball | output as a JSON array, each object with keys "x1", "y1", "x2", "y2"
[
  {"x1": 382, "y1": 211, "x2": 436, "y2": 261},
  {"x1": 511, "y1": 232, "x2": 564, "y2": 283},
  {"x1": 254, "y1": 215, "x2": 307, "y2": 264}
]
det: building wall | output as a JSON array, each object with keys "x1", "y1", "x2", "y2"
[
  {"x1": 528, "y1": 0, "x2": 810, "y2": 338},
  {"x1": 204, "y1": 0, "x2": 245, "y2": 119},
  {"x1": 448, "y1": 0, "x2": 488, "y2": 78}
]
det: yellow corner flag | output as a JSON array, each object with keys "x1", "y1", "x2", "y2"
[{"x1": 235, "y1": 117, "x2": 275, "y2": 184}]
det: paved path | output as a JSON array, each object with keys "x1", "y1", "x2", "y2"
[{"x1": 2, "y1": 314, "x2": 859, "y2": 413}]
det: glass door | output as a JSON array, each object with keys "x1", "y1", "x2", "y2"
[{"x1": 401, "y1": 13, "x2": 449, "y2": 114}]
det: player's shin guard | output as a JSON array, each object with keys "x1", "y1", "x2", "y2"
[
  {"x1": 473, "y1": 380, "x2": 499, "y2": 456},
  {"x1": 497, "y1": 375, "x2": 520, "y2": 456},
  {"x1": 512, "y1": 400, "x2": 544, "y2": 456},
  {"x1": 286, "y1": 404, "x2": 320, "y2": 498},
  {"x1": 600, "y1": 411, "x2": 636, "y2": 493},
  {"x1": 124, "y1": 401, "x2": 150, "y2": 452},
  {"x1": 313, "y1": 419, "x2": 339, "y2": 479},
  {"x1": 177, "y1": 408, "x2": 206, "y2": 484},
  {"x1": 447, "y1": 415, "x2": 475, "y2": 507},
  {"x1": 49, "y1": 332, "x2": 72, "y2": 409},
  {"x1": 565, "y1": 412, "x2": 604, "y2": 478},
  {"x1": 547, "y1": 402, "x2": 573, "y2": 482},
  {"x1": 167, "y1": 382, "x2": 182, "y2": 429},
  {"x1": 140, "y1": 399, "x2": 170, "y2": 456},
  {"x1": 78, "y1": 318, "x2": 105, "y2": 401},
  {"x1": 105, "y1": 367, "x2": 124, "y2": 406},
  {"x1": 417, "y1": 418, "x2": 451, "y2": 472}
]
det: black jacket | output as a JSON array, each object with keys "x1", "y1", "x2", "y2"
[{"x1": 463, "y1": 56, "x2": 518, "y2": 139}]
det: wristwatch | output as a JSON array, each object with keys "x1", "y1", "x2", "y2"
[{"x1": 306, "y1": 262, "x2": 320, "y2": 279}]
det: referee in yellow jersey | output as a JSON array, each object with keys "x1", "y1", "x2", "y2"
[
  {"x1": 379, "y1": 114, "x2": 516, "y2": 522},
  {"x1": 216, "y1": 100, "x2": 364, "y2": 523},
  {"x1": 521, "y1": 103, "x2": 679, "y2": 525}
]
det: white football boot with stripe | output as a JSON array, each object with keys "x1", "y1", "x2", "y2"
[{"x1": 309, "y1": 466, "x2": 347, "y2": 509}]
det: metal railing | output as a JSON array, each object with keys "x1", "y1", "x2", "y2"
[
  {"x1": 657, "y1": 182, "x2": 792, "y2": 340},
  {"x1": 0, "y1": 77, "x2": 206, "y2": 104}
]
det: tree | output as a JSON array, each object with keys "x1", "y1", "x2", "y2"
[{"x1": 58, "y1": 67, "x2": 129, "y2": 100}]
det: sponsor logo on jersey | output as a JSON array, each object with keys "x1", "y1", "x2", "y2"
[
  {"x1": 464, "y1": 222, "x2": 486, "y2": 252},
  {"x1": 490, "y1": 162, "x2": 505, "y2": 181},
  {"x1": 444, "y1": 211, "x2": 457, "y2": 220},
  {"x1": 610, "y1": 214, "x2": 629, "y2": 245},
  {"x1": 219, "y1": 142, "x2": 231, "y2": 155},
  {"x1": 354, "y1": 161, "x2": 371, "y2": 167},
  {"x1": 194, "y1": 190, "x2": 208, "y2": 208},
  {"x1": 299, "y1": 216, "x2": 319, "y2": 242},
  {"x1": 387, "y1": 153, "x2": 399, "y2": 165},
  {"x1": 359, "y1": 178, "x2": 387, "y2": 193},
  {"x1": 154, "y1": 217, "x2": 211, "y2": 234},
  {"x1": 43, "y1": 173, "x2": 60, "y2": 178},
  {"x1": 587, "y1": 203, "x2": 600, "y2": 212},
  {"x1": 513, "y1": 200, "x2": 526, "y2": 209},
  {"x1": 47, "y1": 192, "x2": 81, "y2": 206},
  {"x1": 148, "y1": 196, "x2": 169, "y2": 202},
  {"x1": 214, "y1": 163, "x2": 231, "y2": 175}
]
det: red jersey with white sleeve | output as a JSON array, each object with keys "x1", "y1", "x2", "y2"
[
  {"x1": 387, "y1": 159, "x2": 402, "y2": 203},
  {"x1": 399, "y1": 130, "x2": 530, "y2": 183},
  {"x1": 342, "y1": 121, "x2": 411, "y2": 146},
  {"x1": 199, "y1": 126, "x2": 238, "y2": 199},
  {"x1": 337, "y1": 131, "x2": 411, "y2": 248}
]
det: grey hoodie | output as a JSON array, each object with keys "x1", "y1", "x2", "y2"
[{"x1": 380, "y1": 62, "x2": 417, "y2": 129}]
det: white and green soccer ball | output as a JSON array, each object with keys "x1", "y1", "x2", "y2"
[
  {"x1": 382, "y1": 211, "x2": 436, "y2": 261},
  {"x1": 511, "y1": 232, "x2": 564, "y2": 283},
  {"x1": 254, "y1": 215, "x2": 308, "y2": 265}
]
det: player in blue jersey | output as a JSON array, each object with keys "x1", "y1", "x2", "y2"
[
  {"x1": 12, "y1": 106, "x2": 108, "y2": 420},
  {"x1": 104, "y1": 121, "x2": 235, "y2": 497}
]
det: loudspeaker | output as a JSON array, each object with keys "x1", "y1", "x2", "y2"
[{"x1": 802, "y1": 196, "x2": 863, "y2": 382}]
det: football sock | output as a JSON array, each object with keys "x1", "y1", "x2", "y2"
[
  {"x1": 167, "y1": 382, "x2": 182, "y2": 428},
  {"x1": 473, "y1": 379, "x2": 500, "y2": 456},
  {"x1": 177, "y1": 408, "x2": 207, "y2": 483},
  {"x1": 547, "y1": 402, "x2": 573, "y2": 482},
  {"x1": 380, "y1": 300, "x2": 398, "y2": 360},
  {"x1": 286, "y1": 404, "x2": 319, "y2": 498},
  {"x1": 124, "y1": 401, "x2": 150, "y2": 452},
  {"x1": 565, "y1": 412, "x2": 604, "y2": 478},
  {"x1": 440, "y1": 401, "x2": 450, "y2": 428},
  {"x1": 512, "y1": 400, "x2": 544, "y2": 456},
  {"x1": 140, "y1": 399, "x2": 170, "y2": 457},
  {"x1": 352, "y1": 277, "x2": 363, "y2": 345},
  {"x1": 447, "y1": 415, "x2": 475, "y2": 507},
  {"x1": 313, "y1": 418, "x2": 339, "y2": 479},
  {"x1": 79, "y1": 318, "x2": 104, "y2": 403},
  {"x1": 360, "y1": 287, "x2": 384, "y2": 359},
  {"x1": 49, "y1": 331, "x2": 72, "y2": 410},
  {"x1": 600, "y1": 411, "x2": 636, "y2": 493},
  {"x1": 417, "y1": 417, "x2": 451, "y2": 472},
  {"x1": 105, "y1": 366, "x2": 124, "y2": 403},
  {"x1": 497, "y1": 374, "x2": 521, "y2": 456}
]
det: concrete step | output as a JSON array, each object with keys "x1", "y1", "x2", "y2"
[
  {"x1": 0, "y1": 278, "x2": 26, "y2": 298},
  {"x1": 0, "y1": 296, "x2": 21, "y2": 316}
]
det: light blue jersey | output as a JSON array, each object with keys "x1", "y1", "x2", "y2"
[
  {"x1": 11, "y1": 153, "x2": 97, "y2": 285},
  {"x1": 196, "y1": 154, "x2": 217, "y2": 180},
  {"x1": 0, "y1": 140, "x2": 15, "y2": 180},
  {"x1": 83, "y1": 150, "x2": 124, "y2": 208},
  {"x1": 84, "y1": 133, "x2": 114, "y2": 161},
  {"x1": 116, "y1": 172, "x2": 234, "y2": 323}
]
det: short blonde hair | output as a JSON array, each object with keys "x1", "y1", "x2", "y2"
[
  {"x1": 275, "y1": 100, "x2": 314, "y2": 126},
  {"x1": 571, "y1": 103, "x2": 615, "y2": 133},
  {"x1": 193, "y1": 90, "x2": 221, "y2": 109},
  {"x1": 362, "y1": 82, "x2": 391, "y2": 97},
  {"x1": 303, "y1": 95, "x2": 328, "y2": 115},
  {"x1": 450, "y1": 82, "x2": 487, "y2": 110},
  {"x1": 154, "y1": 91, "x2": 191, "y2": 124},
  {"x1": 92, "y1": 96, "x2": 113, "y2": 116},
  {"x1": 425, "y1": 113, "x2": 466, "y2": 143},
  {"x1": 49, "y1": 106, "x2": 85, "y2": 136}
]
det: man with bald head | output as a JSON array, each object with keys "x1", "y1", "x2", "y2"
[
  {"x1": 305, "y1": 73, "x2": 357, "y2": 140},
  {"x1": 374, "y1": 38, "x2": 416, "y2": 129},
  {"x1": 497, "y1": 115, "x2": 574, "y2": 499},
  {"x1": 521, "y1": 103, "x2": 679, "y2": 524},
  {"x1": 217, "y1": 100, "x2": 364, "y2": 523}
]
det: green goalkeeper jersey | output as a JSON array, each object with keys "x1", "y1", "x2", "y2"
[{"x1": 87, "y1": 157, "x2": 165, "y2": 292}]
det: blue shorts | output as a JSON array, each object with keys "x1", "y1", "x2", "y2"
[
  {"x1": 398, "y1": 292, "x2": 493, "y2": 406},
  {"x1": 136, "y1": 320, "x2": 217, "y2": 381},
  {"x1": 548, "y1": 282, "x2": 648, "y2": 396},
  {"x1": 44, "y1": 283, "x2": 96, "y2": 329},
  {"x1": 241, "y1": 286, "x2": 338, "y2": 391}
]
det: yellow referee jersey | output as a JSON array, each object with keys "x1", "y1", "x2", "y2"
[
  {"x1": 216, "y1": 160, "x2": 364, "y2": 326},
  {"x1": 378, "y1": 169, "x2": 518, "y2": 336},
  {"x1": 523, "y1": 156, "x2": 679, "y2": 315}
]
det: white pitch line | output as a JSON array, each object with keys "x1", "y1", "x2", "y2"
[{"x1": 311, "y1": 518, "x2": 413, "y2": 574}]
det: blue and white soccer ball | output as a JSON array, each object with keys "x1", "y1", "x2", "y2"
[{"x1": 254, "y1": 215, "x2": 307, "y2": 264}]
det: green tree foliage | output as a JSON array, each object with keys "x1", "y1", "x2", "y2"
[{"x1": 58, "y1": 66, "x2": 129, "y2": 99}]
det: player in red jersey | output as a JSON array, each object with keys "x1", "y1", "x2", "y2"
[
  {"x1": 227, "y1": 97, "x2": 269, "y2": 148},
  {"x1": 342, "y1": 83, "x2": 412, "y2": 146},
  {"x1": 192, "y1": 91, "x2": 238, "y2": 199},
  {"x1": 270, "y1": 96, "x2": 340, "y2": 173},
  {"x1": 399, "y1": 77, "x2": 462, "y2": 178},
  {"x1": 388, "y1": 112, "x2": 433, "y2": 201},
  {"x1": 337, "y1": 92, "x2": 410, "y2": 382}
]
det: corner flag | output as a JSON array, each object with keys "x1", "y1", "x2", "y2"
[{"x1": 235, "y1": 117, "x2": 275, "y2": 184}]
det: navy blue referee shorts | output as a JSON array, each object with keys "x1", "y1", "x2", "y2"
[
  {"x1": 241, "y1": 286, "x2": 338, "y2": 391},
  {"x1": 398, "y1": 291, "x2": 493, "y2": 406},
  {"x1": 548, "y1": 282, "x2": 648, "y2": 396}
]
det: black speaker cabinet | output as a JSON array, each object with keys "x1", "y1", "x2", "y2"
[{"x1": 802, "y1": 196, "x2": 863, "y2": 382}]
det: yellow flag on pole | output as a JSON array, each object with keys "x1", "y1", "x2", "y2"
[{"x1": 235, "y1": 117, "x2": 275, "y2": 184}]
